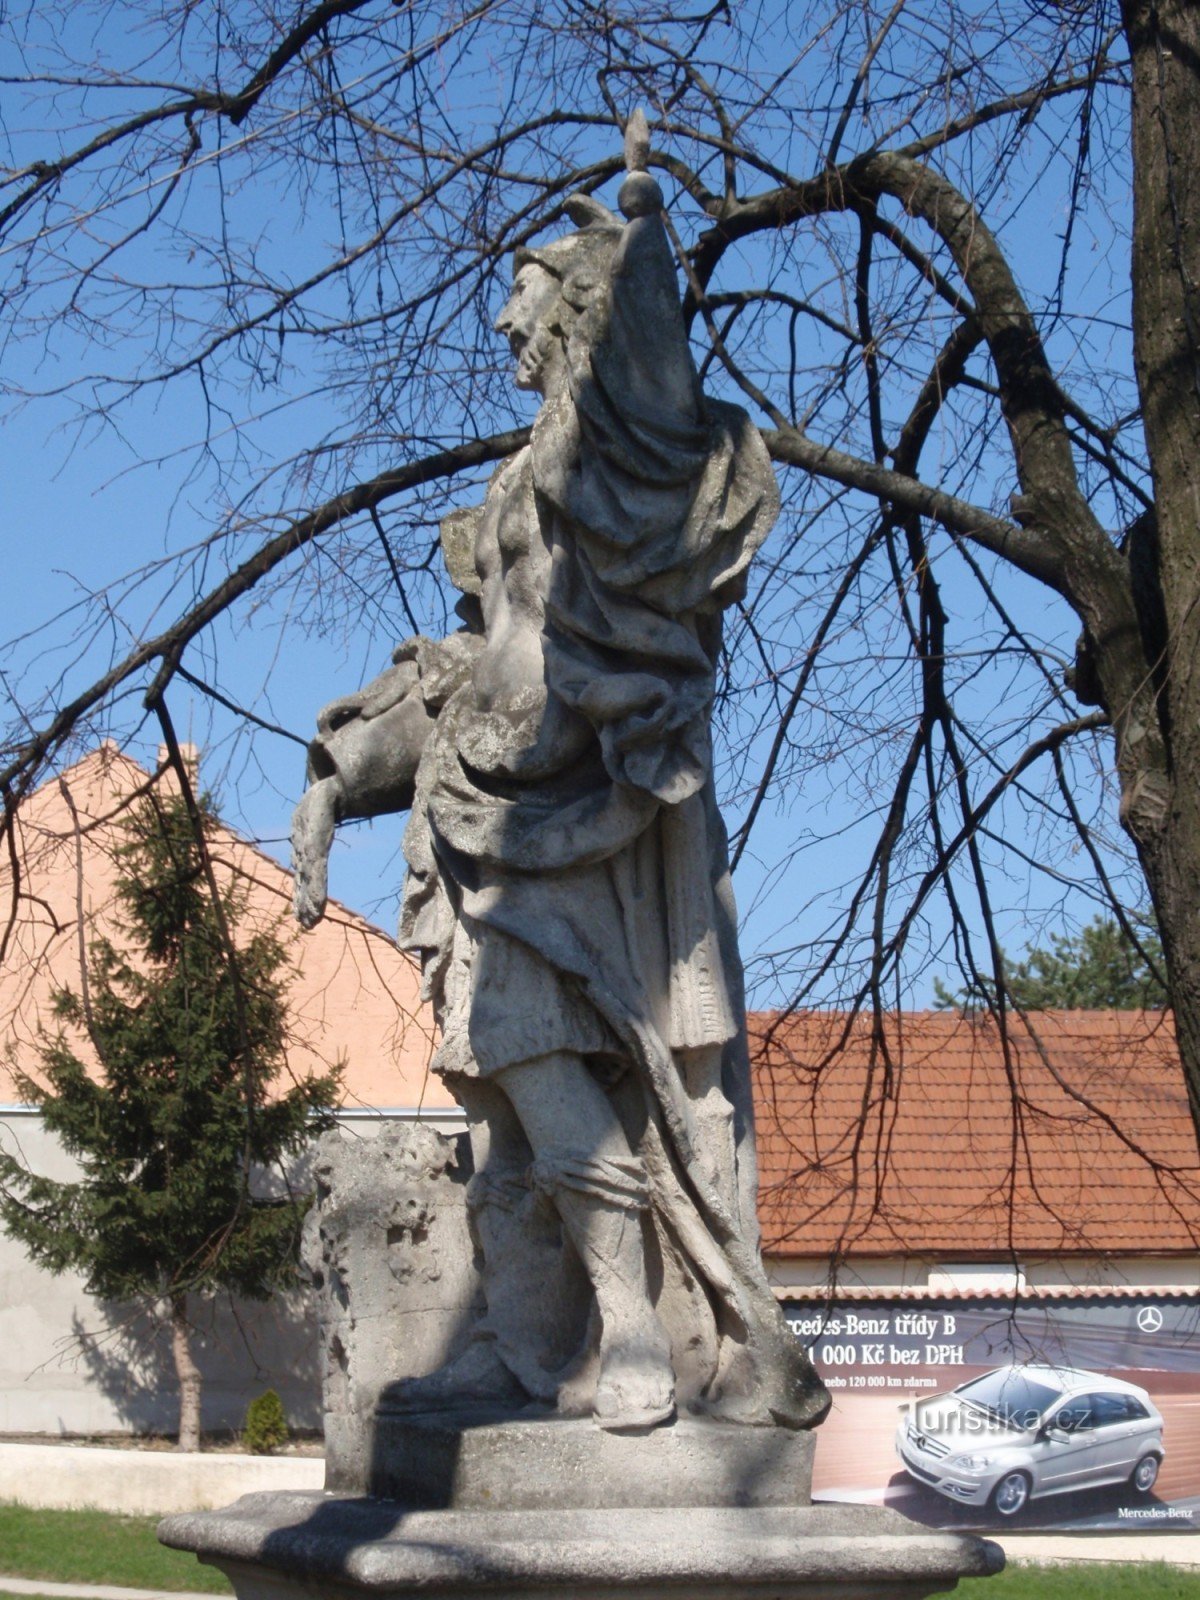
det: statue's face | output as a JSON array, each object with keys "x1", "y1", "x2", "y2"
[{"x1": 495, "y1": 263, "x2": 566, "y2": 396}]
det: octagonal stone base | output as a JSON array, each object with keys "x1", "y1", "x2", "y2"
[
  {"x1": 327, "y1": 1410, "x2": 816, "y2": 1509},
  {"x1": 159, "y1": 1490, "x2": 1003, "y2": 1600}
]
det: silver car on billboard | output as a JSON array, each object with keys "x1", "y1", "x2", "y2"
[{"x1": 895, "y1": 1364, "x2": 1165, "y2": 1517}]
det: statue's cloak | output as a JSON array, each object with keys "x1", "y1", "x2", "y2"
[{"x1": 400, "y1": 214, "x2": 824, "y2": 1427}]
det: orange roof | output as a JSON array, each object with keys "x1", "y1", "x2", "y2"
[
  {"x1": 750, "y1": 1008, "x2": 1200, "y2": 1259},
  {"x1": 0, "y1": 745, "x2": 452, "y2": 1112}
]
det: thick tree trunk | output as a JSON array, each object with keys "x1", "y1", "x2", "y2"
[
  {"x1": 1121, "y1": 0, "x2": 1200, "y2": 1144},
  {"x1": 1139, "y1": 839, "x2": 1200, "y2": 1148},
  {"x1": 170, "y1": 1292, "x2": 202, "y2": 1452}
]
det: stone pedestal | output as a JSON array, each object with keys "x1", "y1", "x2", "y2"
[
  {"x1": 163, "y1": 1113, "x2": 1003, "y2": 1600},
  {"x1": 159, "y1": 1490, "x2": 1004, "y2": 1600},
  {"x1": 300, "y1": 1124, "x2": 484, "y2": 1438},
  {"x1": 329, "y1": 1410, "x2": 816, "y2": 1509},
  {"x1": 160, "y1": 1125, "x2": 1002, "y2": 1600},
  {"x1": 161, "y1": 1410, "x2": 1001, "y2": 1600}
]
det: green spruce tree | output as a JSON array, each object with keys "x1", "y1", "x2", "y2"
[
  {"x1": 935, "y1": 914, "x2": 1169, "y2": 1013},
  {"x1": 0, "y1": 784, "x2": 339, "y2": 1449}
]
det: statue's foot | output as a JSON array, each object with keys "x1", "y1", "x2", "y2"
[
  {"x1": 383, "y1": 1337, "x2": 530, "y2": 1414},
  {"x1": 593, "y1": 1315, "x2": 675, "y2": 1433}
]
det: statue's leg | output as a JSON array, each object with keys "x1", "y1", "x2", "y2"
[
  {"x1": 677, "y1": 1044, "x2": 738, "y2": 1208},
  {"x1": 461, "y1": 1078, "x2": 589, "y2": 1400},
  {"x1": 384, "y1": 1075, "x2": 590, "y2": 1412},
  {"x1": 496, "y1": 1051, "x2": 675, "y2": 1432}
]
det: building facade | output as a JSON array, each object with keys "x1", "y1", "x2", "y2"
[{"x1": 0, "y1": 746, "x2": 455, "y2": 1435}]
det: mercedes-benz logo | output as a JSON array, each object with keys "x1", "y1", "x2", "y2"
[{"x1": 1137, "y1": 1305, "x2": 1164, "y2": 1333}]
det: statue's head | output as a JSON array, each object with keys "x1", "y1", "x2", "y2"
[{"x1": 494, "y1": 197, "x2": 621, "y2": 397}]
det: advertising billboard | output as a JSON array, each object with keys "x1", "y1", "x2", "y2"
[{"x1": 785, "y1": 1295, "x2": 1200, "y2": 1531}]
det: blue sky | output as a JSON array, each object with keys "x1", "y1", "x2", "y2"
[{"x1": 0, "y1": 1, "x2": 1147, "y2": 1005}]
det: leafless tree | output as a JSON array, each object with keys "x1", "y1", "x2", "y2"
[{"x1": 2, "y1": 0, "x2": 1199, "y2": 1164}]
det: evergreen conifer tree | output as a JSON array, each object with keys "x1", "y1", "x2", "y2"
[
  {"x1": 0, "y1": 783, "x2": 339, "y2": 1449},
  {"x1": 935, "y1": 915, "x2": 1169, "y2": 1013}
]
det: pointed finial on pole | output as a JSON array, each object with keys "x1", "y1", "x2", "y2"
[
  {"x1": 619, "y1": 107, "x2": 663, "y2": 219},
  {"x1": 624, "y1": 107, "x2": 651, "y2": 173}
]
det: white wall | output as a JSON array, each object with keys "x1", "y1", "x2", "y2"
[
  {"x1": 766, "y1": 1250, "x2": 1200, "y2": 1296},
  {"x1": 0, "y1": 1440, "x2": 324, "y2": 1513}
]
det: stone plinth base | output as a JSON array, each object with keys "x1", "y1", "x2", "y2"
[
  {"x1": 327, "y1": 1411, "x2": 815, "y2": 1509},
  {"x1": 159, "y1": 1490, "x2": 1003, "y2": 1600}
]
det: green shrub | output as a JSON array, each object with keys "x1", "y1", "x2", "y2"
[{"x1": 243, "y1": 1389, "x2": 289, "y2": 1454}]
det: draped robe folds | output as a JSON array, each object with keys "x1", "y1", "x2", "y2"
[{"x1": 399, "y1": 214, "x2": 826, "y2": 1428}]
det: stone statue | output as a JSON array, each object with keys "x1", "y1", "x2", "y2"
[
  {"x1": 163, "y1": 117, "x2": 998, "y2": 1600},
  {"x1": 292, "y1": 114, "x2": 829, "y2": 1436}
]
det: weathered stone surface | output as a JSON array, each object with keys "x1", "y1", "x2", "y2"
[
  {"x1": 339, "y1": 1411, "x2": 815, "y2": 1509},
  {"x1": 302, "y1": 1130, "x2": 810, "y2": 1512},
  {"x1": 300, "y1": 1124, "x2": 482, "y2": 1435},
  {"x1": 160, "y1": 1491, "x2": 1004, "y2": 1600},
  {"x1": 291, "y1": 123, "x2": 827, "y2": 1439},
  {"x1": 243, "y1": 118, "x2": 1006, "y2": 1600}
]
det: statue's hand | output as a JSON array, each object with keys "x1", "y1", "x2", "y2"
[{"x1": 292, "y1": 774, "x2": 340, "y2": 928}]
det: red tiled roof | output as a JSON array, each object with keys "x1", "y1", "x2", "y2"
[{"x1": 750, "y1": 1009, "x2": 1200, "y2": 1258}]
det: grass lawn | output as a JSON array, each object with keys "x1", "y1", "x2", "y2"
[
  {"x1": 0, "y1": 1504, "x2": 230, "y2": 1593},
  {"x1": 960, "y1": 1561, "x2": 1200, "y2": 1597}
]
